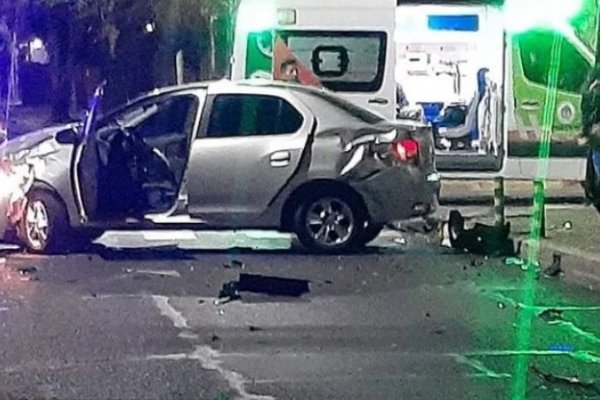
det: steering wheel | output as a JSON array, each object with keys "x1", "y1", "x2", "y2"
[
  {"x1": 122, "y1": 128, "x2": 178, "y2": 189},
  {"x1": 148, "y1": 147, "x2": 178, "y2": 186}
]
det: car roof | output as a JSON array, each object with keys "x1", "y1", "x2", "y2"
[{"x1": 133, "y1": 79, "x2": 328, "y2": 101}]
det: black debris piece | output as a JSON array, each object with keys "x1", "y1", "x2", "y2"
[
  {"x1": 397, "y1": 218, "x2": 438, "y2": 235},
  {"x1": 538, "y1": 309, "x2": 564, "y2": 323},
  {"x1": 470, "y1": 258, "x2": 485, "y2": 267},
  {"x1": 223, "y1": 259, "x2": 245, "y2": 269},
  {"x1": 532, "y1": 365, "x2": 600, "y2": 395},
  {"x1": 425, "y1": 312, "x2": 431, "y2": 318},
  {"x1": 218, "y1": 274, "x2": 310, "y2": 300},
  {"x1": 218, "y1": 281, "x2": 241, "y2": 300},
  {"x1": 211, "y1": 334, "x2": 220, "y2": 342},
  {"x1": 544, "y1": 252, "x2": 563, "y2": 277},
  {"x1": 448, "y1": 210, "x2": 518, "y2": 257},
  {"x1": 432, "y1": 327, "x2": 446, "y2": 335},
  {"x1": 237, "y1": 273, "x2": 310, "y2": 297},
  {"x1": 248, "y1": 326, "x2": 263, "y2": 332},
  {"x1": 18, "y1": 266, "x2": 37, "y2": 275},
  {"x1": 324, "y1": 280, "x2": 333, "y2": 285}
]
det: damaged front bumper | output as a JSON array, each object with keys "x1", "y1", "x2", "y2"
[{"x1": 0, "y1": 160, "x2": 35, "y2": 238}]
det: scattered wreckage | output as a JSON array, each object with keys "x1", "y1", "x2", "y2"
[{"x1": 441, "y1": 209, "x2": 519, "y2": 257}]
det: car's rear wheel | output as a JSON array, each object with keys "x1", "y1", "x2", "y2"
[
  {"x1": 294, "y1": 191, "x2": 367, "y2": 253},
  {"x1": 18, "y1": 190, "x2": 75, "y2": 254}
]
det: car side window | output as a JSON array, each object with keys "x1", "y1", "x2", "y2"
[
  {"x1": 95, "y1": 95, "x2": 198, "y2": 141},
  {"x1": 129, "y1": 96, "x2": 198, "y2": 141},
  {"x1": 207, "y1": 94, "x2": 303, "y2": 138}
]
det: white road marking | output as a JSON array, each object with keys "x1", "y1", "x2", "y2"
[
  {"x1": 148, "y1": 347, "x2": 275, "y2": 400},
  {"x1": 136, "y1": 270, "x2": 181, "y2": 278},
  {"x1": 178, "y1": 331, "x2": 200, "y2": 340},
  {"x1": 452, "y1": 355, "x2": 511, "y2": 379},
  {"x1": 151, "y1": 295, "x2": 189, "y2": 329},
  {"x1": 151, "y1": 297, "x2": 276, "y2": 399},
  {"x1": 0, "y1": 307, "x2": 8, "y2": 312},
  {"x1": 482, "y1": 291, "x2": 600, "y2": 312}
]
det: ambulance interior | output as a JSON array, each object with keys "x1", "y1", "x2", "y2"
[{"x1": 396, "y1": 5, "x2": 505, "y2": 170}]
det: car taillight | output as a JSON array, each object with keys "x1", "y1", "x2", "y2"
[{"x1": 391, "y1": 139, "x2": 419, "y2": 162}]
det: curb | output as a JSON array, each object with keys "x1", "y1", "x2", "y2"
[
  {"x1": 441, "y1": 180, "x2": 585, "y2": 205},
  {"x1": 525, "y1": 240, "x2": 600, "y2": 291}
]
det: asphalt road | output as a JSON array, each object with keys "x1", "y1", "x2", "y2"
[{"x1": 0, "y1": 227, "x2": 599, "y2": 400}]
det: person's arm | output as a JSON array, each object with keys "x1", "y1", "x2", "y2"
[{"x1": 581, "y1": 77, "x2": 600, "y2": 140}]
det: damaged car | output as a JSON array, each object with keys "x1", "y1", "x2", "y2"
[{"x1": 0, "y1": 80, "x2": 439, "y2": 253}]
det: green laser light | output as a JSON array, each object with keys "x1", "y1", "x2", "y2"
[{"x1": 504, "y1": 0, "x2": 584, "y2": 33}]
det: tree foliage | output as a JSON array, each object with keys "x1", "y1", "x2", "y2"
[{"x1": 0, "y1": 0, "x2": 237, "y2": 122}]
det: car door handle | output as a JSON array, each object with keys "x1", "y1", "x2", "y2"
[
  {"x1": 368, "y1": 97, "x2": 389, "y2": 105},
  {"x1": 270, "y1": 151, "x2": 291, "y2": 167}
]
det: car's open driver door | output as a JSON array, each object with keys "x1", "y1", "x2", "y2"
[{"x1": 72, "y1": 82, "x2": 106, "y2": 224}]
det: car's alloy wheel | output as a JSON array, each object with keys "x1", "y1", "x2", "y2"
[
  {"x1": 24, "y1": 200, "x2": 50, "y2": 251},
  {"x1": 305, "y1": 198, "x2": 355, "y2": 246},
  {"x1": 18, "y1": 190, "x2": 74, "y2": 254},
  {"x1": 295, "y1": 192, "x2": 366, "y2": 253}
]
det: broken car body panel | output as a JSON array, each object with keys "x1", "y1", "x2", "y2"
[{"x1": 0, "y1": 124, "x2": 80, "y2": 235}]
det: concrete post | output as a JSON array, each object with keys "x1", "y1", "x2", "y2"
[
  {"x1": 494, "y1": 176, "x2": 505, "y2": 228},
  {"x1": 533, "y1": 179, "x2": 546, "y2": 238}
]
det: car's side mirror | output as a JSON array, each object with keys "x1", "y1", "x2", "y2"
[{"x1": 55, "y1": 127, "x2": 80, "y2": 145}]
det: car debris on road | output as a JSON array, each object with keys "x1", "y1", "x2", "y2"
[
  {"x1": 223, "y1": 259, "x2": 245, "y2": 269},
  {"x1": 18, "y1": 266, "x2": 37, "y2": 275},
  {"x1": 443, "y1": 210, "x2": 519, "y2": 257},
  {"x1": 543, "y1": 252, "x2": 563, "y2": 278},
  {"x1": 532, "y1": 365, "x2": 600, "y2": 395},
  {"x1": 217, "y1": 273, "x2": 311, "y2": 304}
]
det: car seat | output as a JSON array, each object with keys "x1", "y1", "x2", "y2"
[{"x1": 435, "y1": 68, "x2": 489, "y2": 144}]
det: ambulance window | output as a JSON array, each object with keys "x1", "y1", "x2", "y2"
[
  {"x1": 277, "y1": 31, "x2": 387, "y2": 92},
  {"x1": 518, "y1": 29, "x2": 591, "y2": 93}
]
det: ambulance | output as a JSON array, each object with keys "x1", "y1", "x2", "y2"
[{"x1": 231, "y1": 0, "x2": 596, "y2": 180}]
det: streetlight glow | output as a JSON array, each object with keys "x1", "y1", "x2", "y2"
[{"x1": 504, "y1": 0, "x2": 584, "y2": 34}]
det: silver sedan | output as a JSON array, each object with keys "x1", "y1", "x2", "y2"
[{"x1": 0, "y1": 80, "x2": 439, "y2": 253}]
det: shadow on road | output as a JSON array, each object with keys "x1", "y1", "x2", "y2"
[{"x1": 83, "y1": 243, "x2": 407, "y2": 261}]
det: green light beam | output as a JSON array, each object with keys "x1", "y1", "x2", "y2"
[{"x1": 510, "y1": 33, "x2": 563, "y2": 400}]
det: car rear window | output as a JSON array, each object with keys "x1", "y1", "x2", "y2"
[{"x1": 292, "y1": 87, "x2": 386, "y2": 125}]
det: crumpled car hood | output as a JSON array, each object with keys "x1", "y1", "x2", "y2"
[
  {"x1": 1, "y1": 123, "x2": 78, "y2": 161},
  {"x1": 0, "y1": 123, "x2": 79, "y2": 236}
]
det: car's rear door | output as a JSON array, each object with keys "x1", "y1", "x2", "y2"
[{"x1": 186, "y1": 87, "x2": 313, "y2": 226}]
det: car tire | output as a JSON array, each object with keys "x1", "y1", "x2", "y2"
[
  {"x1": 18, "y1": 190, "x2": 75, "y2": 254},
  {"x1": 360, "y1": 223, "x2": 384, "y2": 245},
  {"x1": 294, "y1": 190, "x2": 367, "y2": 253}
]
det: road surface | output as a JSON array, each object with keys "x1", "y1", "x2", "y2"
[{"x1": 0, "y1": 226, "x2": 598, "y2": 400}]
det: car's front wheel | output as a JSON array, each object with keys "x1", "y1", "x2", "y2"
[
  {"x1": 294, "y1": 191, "x2": 367, "y2": 253},
  {"x1": 18, "y1": 190, "x2": 74, "y2": 254}
]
